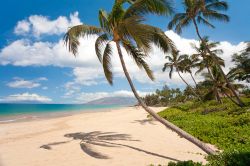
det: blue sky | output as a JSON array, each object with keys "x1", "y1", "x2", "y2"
[{"x1": 0, "y1": 0, "x2": 249, "y2": 103}]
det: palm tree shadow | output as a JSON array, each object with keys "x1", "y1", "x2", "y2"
[
  {"x1": 40, "y1": 141, "x2": 70, "y2": 150},
  {"x1": 64, "y1": 131, "x2": 138, "y2": 159},
  {"x1": 132, "y1": 119, "x2": 156, "y2": 125},
  {"x1": 40, "y1": 131, "x2": 180, "y2": 161}
]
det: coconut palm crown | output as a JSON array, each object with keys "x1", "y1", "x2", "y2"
[
  {"x1": 168, "y1": 0, "x2": 229, "y2": 36},
  {"x1": 64, "y1": 0, "x2": 175, "y2": 85},
  {"x1": 192, "y1": 37, "x2": 225, "y2": 75}
]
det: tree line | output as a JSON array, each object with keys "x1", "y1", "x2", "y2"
[{"x1": 144, "y1": 42, "x2": 250, "y2": 106}]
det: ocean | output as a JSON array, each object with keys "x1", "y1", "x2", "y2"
[{"x1": 0, "y1": 104, "x2": 122, "y2": 123}]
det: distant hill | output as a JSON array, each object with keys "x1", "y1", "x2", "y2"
[{"x1": 86, "y1": 97, "x2": 137, "y2": 106}]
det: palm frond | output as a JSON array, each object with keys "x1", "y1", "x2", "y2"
[
  {"x1": 110, "y1": 1, "x2": 125, "y2": 24},
  {"x1": 122, "y1": 40, "x2": 154, "y2": 80},
  {"x1": 151, "y1": 26, "x2": 176, "y2": 54},
  {"x1": 206, "y1": 1, "x2": 228, "y2": 11},
  {"x1": 124, "y1": 0, "x2": 174, "y2": 18},
  {"x1": 95, "y1": 34, "x2": 110, "y2": 63},
  {"x1": 64, "y1": 25, "x2": 102, "y2": 55},
  {"x1": 197, "y1": 16, "x2": 215, "y2": 28},
  {"x1": 202, "y1": 10, "x2": 229, "y2": 22},
  {"x1": 169, "y1": 66, "x2": 174, "y2": 78},
  {"x1": 98, "y1": 9, "x2": 111, "y2": 33},
  {"x1": 102, "y1": 43, "x2": 113, "y2": 85},
  {"x1": 168, "y1": 13, "x2": 187, "y2": 33},
  {"x1": 118, "y1": 16, "x2": 153, "y2": 53}
]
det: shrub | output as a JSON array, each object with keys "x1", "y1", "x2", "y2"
[
  {"x1": 168, "y1": 161, "x2": 203, "y2": 166},
  {"x1": 206, "y1": 151, "x2": 250, "y2": 166},
  {"x1": 157, "y1": 98, "x2": 250, "y2": 152}
]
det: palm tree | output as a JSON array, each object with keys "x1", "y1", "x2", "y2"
[
  {"x1": 228, "y1": 42, "x2": 250, "y2": 83},
  {"x1": 168, "y1": 0, "x2": 244, "y2": 106},
  {"x1": 193, "y1": 39, "x2": 225, "y2": 103},
  {"x1": 201, "y1": 66, "x2": 243, "y2": 105},
  {"x1": 64, "y1": 0, "x2": 215, "y2": 155},
  {"x1": 163, "y1": 50, "x2": 201, "y2": 100},
  {"x1": 193, "y1": 38, "x2": 224, "y2": 75},
  {"x1": 180, "y1": 54, "x2": 199, "y2": 87}
]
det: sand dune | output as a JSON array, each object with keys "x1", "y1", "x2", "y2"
[{"x1": 0, "y1": 107, "x2": 209, "y2": 166}]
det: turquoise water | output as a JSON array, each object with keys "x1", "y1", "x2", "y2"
[{"x1": 0, "y1": 104, "x2": 121, "y2": 123}]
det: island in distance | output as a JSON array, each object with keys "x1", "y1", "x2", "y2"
[{"x1": 86, "y1": 97, "x2": 137, "y2": 106}]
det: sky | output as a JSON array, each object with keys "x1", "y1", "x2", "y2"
[{"x1": 0, "y1": 0, "x2": 249, "y2": 104}]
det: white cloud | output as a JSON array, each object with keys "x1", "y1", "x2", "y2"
[
  {"x1": 37, "y1": 77, "x2": 48, "y2": 81},
  {"x1": 72, "y1": 67, "x2": 104, "y2": 86},
  {"x1": 0, "y1": 93, "x2": 52, "y2": 103},
  {"x1": 0, "y1": 37, "x2": 99, "y2": 67},
  {"x1": 7, "y1": 78, "x2": 40, "y2": 89},
  {"x1": 216, "y1": 41, "x2": 246, "y2": 73},
  {"x1": 14, "y1": 12, "x2": 81, "y2": 37},
  {"x1": 6, "y1": 77, "x2": 47, "y2": 89},
  {"x1": 14, "y1": 20, "x2": 31, "y2": 35},
  {"x1": 1, "y1": 13, "x2": 247, "y2": 88}
]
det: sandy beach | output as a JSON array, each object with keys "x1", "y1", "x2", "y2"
[{"x1": 0, "y1": 107, "x2": 209, "y2": 166}]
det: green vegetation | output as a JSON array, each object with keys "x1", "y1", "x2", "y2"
[
  {"x1": 158, "y1": 98, "x2": 250, "y2": 152},
  {"x1": 206, "y1": 151, "x2": 250, "y2": 166},
  {"x1": 155, "y1": 98, "x2": 250, "y2": 166}
]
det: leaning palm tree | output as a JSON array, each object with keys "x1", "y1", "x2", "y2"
[
  {"x1": 193, "y1": 38, "x2": 224, "y2": 75},
  {"x1": 193, "y1": 38, "x2": 225, "y2": 103},
  {"x1": 168, "y1": 0, "x2": 244, "y2": 106},
  {"x1": 64, "y1": 0, "x2": 215, "y2": 155},
  {"x1": 202, "y1": 66, "x2": 226, "y2": 102},
  {"x1": 163, "y1": 50, "x2": 201, "y2": 100},
  {"x1": 180, "y1": 54, "x2": 199, "y2": 87},
  {"x1": 201, "y1": 66, "x2": 243, "y2": 105}
]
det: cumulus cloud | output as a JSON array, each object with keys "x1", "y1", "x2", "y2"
[
  {"x1": 0, "y1": 93, "x2": 52, "y2": 103},
  {"x1": 14, "y1": 12, "x2": 81, "y2": 37},
  {"x1": 1, "y1": 11, "x2": 247, "y2": 88},
  {"x1": 14, "y1": 20, "x2": 31, "y2": 34},
  {"x1": 7, "y1": 77, "x2": 47, "y2": 89},
  {"x1": 0, "y1": 37, "x2": 99, "y2": 67},
  {"x1": 72, "y1": 67, "x2": 104, "y2": 86}
]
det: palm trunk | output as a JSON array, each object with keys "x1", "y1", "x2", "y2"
[
  {"x1": 224, "y1": 92, "x2": 239, "y2": 106},
  {"x1": 204, "y1": 61, "x2": 222, "y2": 103},
  {"x1": 214, "y1": 89, "x2": 222, "y2": 104},
  {"x1": 216, "y1": 66, "x2": 244, "y2": 106},
  {"x1": 115, "y1": 41, "x2": 215, "y2": 155},
  {"x1": 192, "y1": 19, "x2": 244, "y2": 107},
  {"x1": 177, "y1": 69, "x2": 201, "y2": 101},
  {"x1": 190, "y1": 72, "x2": 198, "y2": 87}
]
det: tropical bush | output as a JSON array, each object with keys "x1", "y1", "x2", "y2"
[
  {"x1": 206, "y1": 151, "x2": 250, "y2": 166},
  {"x1": 151, "y1": 98, "x2": 250, "y2": 166},
  {"x1": 158, "y1": 98, "x2": 250, "y2": 152}
]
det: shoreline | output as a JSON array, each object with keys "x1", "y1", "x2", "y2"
[
  {"x1": 0, "y1": 105, "x2": 125, "y2": 124},
  {"x1": 0, "y1": 106, "x2": 209, "y2": 166}
]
